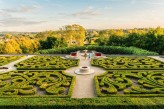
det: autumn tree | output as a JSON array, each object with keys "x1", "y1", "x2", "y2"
[
  {"x1": 61, "y1": 24, "x2": 86, "y2": 46},
  {"x1": 18, "y1": 37, "x2": 39, "y2": 53},
  {"x1": 3, "y1": 39, "x2": 22, "y2": 54}
]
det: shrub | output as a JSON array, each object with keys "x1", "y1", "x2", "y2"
[{"x1": 38, "y1": 46, "x2": 158, "y2": 55}]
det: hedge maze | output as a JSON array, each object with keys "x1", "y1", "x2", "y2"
[
  {"x1": 0, "y1": 56, "x2": 24, "y2": 66},
  {"x1": 95, "y1": 70, "x2": 164, "y2": 97},
  {"x1": 92, "y1": 57, "x2": 164, "y2": 70},
  {"x1": 0, "y1": 70, "x2": 75, "y2": 97},
  {"x1": 15, "y1": 56, "x2": 79, "y2": 70}
]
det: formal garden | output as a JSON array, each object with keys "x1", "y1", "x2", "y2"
[
  {"x1": 0, "y1": 54, "x2": 164, "y2": 109},
  {"x1": 15, "y1": 56, "x2": 79, "y2": 70},
  {"x1": 95, "y1": 70, "x2": 164, "y2": 97},
  {"x1": 91, "y1": 56, "x2": 164, "y2": 70},
  {"x1": 0, "y1": 70, "x2": 75, "y2": 97},
  {"x1": 0, "y1": 56, "x2": 24, "y2": 66}
]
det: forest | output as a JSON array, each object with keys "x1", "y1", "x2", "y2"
[{"x1": 0, "y1": 24, "x2": 163, "y2": 54}]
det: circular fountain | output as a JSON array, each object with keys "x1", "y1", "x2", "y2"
[{"x1": 75, "y1": 66, "x2": 94, "y2": 75}]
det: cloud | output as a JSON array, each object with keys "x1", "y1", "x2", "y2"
[
  {"x1": 0, "y1": 14, "x2": 46, "y2": 27},
  {"x1": 0, "y1": 3, "x2": 45, "y2": 27},
  {"x1": 0, "y1": 4, "x2": 42, "y2": 14},
  {"x1": 72, "y1": 6, "x2": 100, "y2": 17}
]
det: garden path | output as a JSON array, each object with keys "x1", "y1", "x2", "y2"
[
  {"x1": 0, "y1": 55, "x2": 35, "y2": 73},
  {"x1": 65, "y1": 54, "x2": 106, "y2": 98},
  {"x1": 149, "y1": 56, "x2": 164, "y2": 62}
]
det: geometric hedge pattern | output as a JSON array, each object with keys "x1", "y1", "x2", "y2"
[
  {"x1": 15, "y1": 56, "x2": 79, "y2": 70},
  {"x1": 92, "y1": 57, "x2": 164, "y2": 70},
  {"x1": 95, "y1": 70, "x2": 164, "y2": 97},
  {"x1": 0, "y1": 56, "x2": 24, "y2": 66},
  {"x1": 0, "y1": 70, "x2": 75, "y2": 97}
]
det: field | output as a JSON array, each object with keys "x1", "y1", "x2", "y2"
[
  {"x1": 91, "y1": 56, "x2": 164, "y2": 70},
  {"x1": 0, "y1": 56, "x2": 24, "y2": 66},
  {"x1": 15, "y1": 56, "x2": 79, "y2": 70},
  {"x1": 0, "y1": 70, "x2": 75, "y2": 97}
]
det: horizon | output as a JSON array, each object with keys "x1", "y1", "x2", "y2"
[{"x1": 0, "y1": 0, "x2": 164, "y2": 32}]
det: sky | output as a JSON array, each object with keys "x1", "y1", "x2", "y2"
[{"x1": 0, "y1": 0, "x2": 164, "y2": 32}]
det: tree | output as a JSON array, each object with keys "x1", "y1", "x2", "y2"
[
  {"x1": 0, "y1": 43, "x2": 4, "y2": 53},
  {"x1": 3, "y1": 39, "x2": 22, "y2": 54},
  {"x1": 61, "y1": 24, "x2": 86, "y2": 46},
  {"x1": 39, "y1": 36, "x2": 67, "y2": 49},
  {"x1": 18, "y1": 37, "x2": 39, "y2": 53}
]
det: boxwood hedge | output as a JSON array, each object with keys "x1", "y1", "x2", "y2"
[
  {"x1": 38, "y1": 46, "x2": 158, "y2": 55},
  {"x1": 0, "y1": 56, "x2": 24, "y2": 66},
  {"x1": 0, "y1": 97, "x2": 164, "y2": 109},
  {"x1": 15, "y1": 56, "x2": 79, "y2": 70},
  {"x1": 0, "y1": 70, "x2": 75, "y2": 97},
  {"x1": 95, "y1": 70, "x2": 164, "y2": 97},
  {"x1": 91, "y1": 56, "x2": 164, "y2": 70}
]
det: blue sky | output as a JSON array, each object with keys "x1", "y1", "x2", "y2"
[{"x1": 0, "y1": 0, "x2": 164, "y2": 32}]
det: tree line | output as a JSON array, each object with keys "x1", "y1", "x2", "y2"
[
  {"x1": 95, "y1": 27, "x2": 164, "y2": 54},
  {"x1": 0, "y1": 24, "x2": 163, "y2": 54}
]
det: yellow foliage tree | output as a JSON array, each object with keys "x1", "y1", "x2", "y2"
[
  {"x1": 62, "y1": 24, "x2": 85, "y2": 46},
  {"x1": 3, "y1": 39, "x2": 22, "y2": 54}
]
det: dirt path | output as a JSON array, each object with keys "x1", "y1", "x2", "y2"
[
  {"x1": 0, "y1": 55, "x2": 35, "y2": 73},
  {"x1": 65, "y1": 54, "x2": 105, "y2": 98}
]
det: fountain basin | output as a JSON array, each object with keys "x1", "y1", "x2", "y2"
[
  {"x1": 79, "y1": 66, "x2": 90, "y2": 72},
  {"x1": 75, "y1": 66, "x2": 94, "y2": 75}
]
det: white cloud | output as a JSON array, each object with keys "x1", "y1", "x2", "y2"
[{"x1": 72, "y1": 6, "x2": 100, "y2": 17}]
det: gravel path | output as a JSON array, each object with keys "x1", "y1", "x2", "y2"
[
  {"x1": 0, "y1": 55, "x2": 35, "y2": 73},
  {"x1": 65, "y1": 54, "x2": 106, "y2": 98},
  {"x1": 148, "y1": 56, "x2": 164, "y2": 62}
]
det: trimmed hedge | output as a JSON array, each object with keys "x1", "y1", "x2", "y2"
[
  {"x1": 95, "y1": 70, "x2": 164, "y2": 97},
  {"x1": 0, "y1": 56, "x2": 24, "y2": 66},
  {"x1": 38, "y1": 46, "x2": 86, "y2": 54},
  {"x1": 91, "y1": 56, "x2": 164, "y2": 70},
  {"x1": 38, "y1": 46, "x2": 159, "y2": 55},
  {"x1": 0, "y1": 70, "x2": 75, "y2": 97},
  {"x1": 15, "y1": 56, "x2": 79, "y2": 70},
  {"x1": 0, "y1": 97, "x2": 164, "y2": 109}
]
